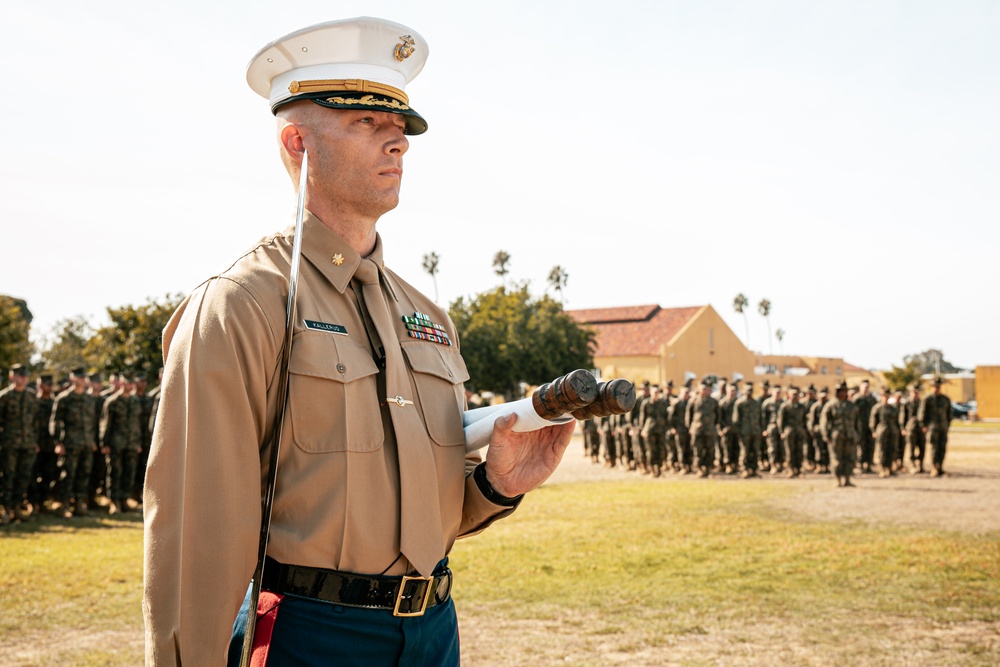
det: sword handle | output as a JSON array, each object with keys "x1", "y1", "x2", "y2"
[{"x1": 571, "y1": 379, "x2": 637, "y2": 420}]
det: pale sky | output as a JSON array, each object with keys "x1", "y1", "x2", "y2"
[{"x1": 2, "y1": 0, "x2": 998, "y2": 372}]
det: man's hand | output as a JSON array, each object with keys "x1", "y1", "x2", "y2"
[{"x1": 484, "y1": 413, "x2": 575, "y2": 498}]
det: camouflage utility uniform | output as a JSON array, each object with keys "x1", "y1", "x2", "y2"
[
  {"x1": 869, "y1": 400, "x2": 900, "y2": 475},
  {"x1": 899, "y1": 396, "x2": 925, "y2": 472},
  {"x1": 820, "y1": 397, "x2": 859, "y2": 483},
  {"x1": 918, "y1": 391, "x2": 951, "y2": 476},
  {"x1": 0, "y1": 385, "x2": 39, "y2": 517},
  {"x1": 686, "y1": 393, "x2": 719, "y2": 476},
  {"x1": 52, "y1": 387, "x2": 98, "y2": 511},
  {"x1": 777, "y1": 398, "x2": 807, "y2": 475},
  {"x1": 732, "y1": 391, "x2": 762, "y2": 475}
]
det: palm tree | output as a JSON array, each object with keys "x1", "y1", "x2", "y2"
[
  {"x1": 422, "y1": 252, "x2": 440, "y2": 302},
  {"x1": 775, "y1": 328, "x2": 785, "y2": 355},
  {"x1": 733, "y1": 293, "x2": 750, "y2": 347},
  {"x1": 758, "y1": 298, "x2": 773, "y2": 355},
  {"x1": 492, "y1": 250, "x2": 511, "y2": 285},
  {"x1": 547, "y1": 265, "x2": 569, "y2": 303}
]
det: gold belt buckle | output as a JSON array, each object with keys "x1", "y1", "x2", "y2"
[{"x1": 393, "y1": 575, "x2": 434, "y2": 617}]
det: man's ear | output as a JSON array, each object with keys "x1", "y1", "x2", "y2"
[{"x1": 280, "y1": 123, "x2": 305, "y2": 158}]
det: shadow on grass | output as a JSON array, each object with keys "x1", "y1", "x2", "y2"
[
  {"x1": 854, "y1": 485, "x2": 977, "y2": 494},
  {"x1": 0, "y1": 510, "x2": 142, "y2": 538},
  {"x1": 943, "y1": 469, "x2": 1000, "y2": 480}
]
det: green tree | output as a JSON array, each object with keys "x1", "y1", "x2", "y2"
[
  {"x1": 38, "y1": 316, "x2": 95, "y2": 378},
  {"x1": 883, "y1": 359, "x2": 922, "y2": 391},
  {"x1": 903, "y1": 348, "x2": 963, "y2": 375},
  {"x1": 0, "y1": 294, "x2": 34, "y2": 371},
  {"x1": 449, "y1": 283, "x2": 595, "y2": 400},
  {"x1": 758, "y1": 298, "x2": 772, "y2": 355},
  {"x1": 85, "y1": 294, "x2": 183, "y2": 380},
  {"x1": 422, "y1": 251, "x2": 440, "y2": 303},
  {"x1": 492, "y1": 250, "x2": 511, "y2": 285},
  {"x1": 546, "y1": 265, "x2": 569, "y2": 303},
  {"x1": 733, "y1": 293, "x2": 750, "y2": 348}
]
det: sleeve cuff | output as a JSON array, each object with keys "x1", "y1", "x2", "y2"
[{"x1": 472, "y1": 462, "x2": 523, "y2": 507}]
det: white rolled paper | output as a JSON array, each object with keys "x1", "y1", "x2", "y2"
[{"x1": 463, "y1": 397, "x2": 573, "y2": 453}]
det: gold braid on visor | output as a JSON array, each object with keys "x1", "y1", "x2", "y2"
[{"x1": 288, "y1": 79, "x2": 409, "y2": 105}]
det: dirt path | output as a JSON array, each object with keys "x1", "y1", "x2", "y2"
[{"x1": 545, "y1": 428, "x2": 1000, "y2": 534}]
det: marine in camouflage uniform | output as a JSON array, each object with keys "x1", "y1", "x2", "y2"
[
  {"x1": 100, "y1": 376, "x2": 143, "y2": 514},
  {"x1": 869, "y1": 388, "x2": 900, "y2": 477},
  {"x1": 918, "y1": 377, "x2": 952, "y2": 477},
  {"x1": 717, "y1": 384, "x2": 740, "y2": 474},
  {"x1": 820, "y1": 381, "x2": 860, "y2": 487},
  {"x1": 801, "y1": 385, "x2": 818, "y2": 470},
  {"x1": 631, "y1": 384, "x2": 652, "y2": 474},
  {"x1": 807, "y1": 388, "x2": 831, "y2": 473},
  {"x1": 51, "y1": 368, "x2": 98, "y2": 516},
  {"x1": 0, "y1": 365, "x2": 39, "y2": 523},
  {"x1": 852, "y1": 380, "x2": 878, "y2": 474},
  {"x1": 686, "y1": 379, "x2": 719, "y2": 478},
  {"x1": 599, "y1": 414, "x2": 617, "y2": 467},
  {"x1": 732, "y1": 381, "x2": 762, "y2": 477},
  {"x1": 777, "y1": 386, "x2": 807, "y2": 477},
  {"x1": 662, "y1": 380, "x2": 679, "y2": 471},
  {"x1": 132, "y1": 375, "x2": 154, "y2": 503},
  {"x1": 616, "y1": 404, "x2": 636, "y2": 471},
  {"x1": 899, "y1": 383, "x2": 926, "y2": 474},
  {"x1": 89, "y1": 372, "x2": 115, "y2": 503},
  {"x1": 581, "y1": 417, "x2": 600, "y2": 462},
  {"x1": 760, "y1": 385, "x2": 784, "y2": 473},
  {"x1": 669, "y1": 386, "x2": 692, "y2": 474},
  {"x1": 640, "y1": 385, "x2": 669, "y2": 476},
  {"x1": 29, "y1": 374, "x2": 59, "y2": 508},
  {"x1": 755, "y1": 380, "x2": 771, "y2": 472}
]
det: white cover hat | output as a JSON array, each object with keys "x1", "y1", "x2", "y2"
[{"x1": 246, "y1": 17, "x2": 429, "y2": 134}]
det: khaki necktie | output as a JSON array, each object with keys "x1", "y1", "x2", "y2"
[{"x1": 355, "y1": 258, "x2": 444, "y2": 576}]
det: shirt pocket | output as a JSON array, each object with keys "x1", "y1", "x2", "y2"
[
  {"x1": 288, "y1": 332, "x2": 383, "y2": 453},
  {"x1": 401, "y1": 341, "x2": 470, "y2": 447}
]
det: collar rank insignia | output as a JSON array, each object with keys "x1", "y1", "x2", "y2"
[
  {"x1": 402, "y1": 311, "x2": 452, "y2": 346},
  {"x1": 331, "y1": 253, "x2": 345, "y2": 266}
]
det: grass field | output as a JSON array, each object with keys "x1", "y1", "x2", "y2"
[
  {"x1": 452, "y1": 480, "x2": 999, "y2": 666},
  {"x1": 1, "y1": 436, "x2": 998, "y2": 666}
]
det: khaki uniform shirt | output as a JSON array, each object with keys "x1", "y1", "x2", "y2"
[{"x1": 143, "y1": 212, "x2": 513, "y2": 665}]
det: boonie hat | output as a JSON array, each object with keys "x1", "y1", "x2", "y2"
[{"x1": 247, "y1": 17, "x2": 430, "y2": 135}]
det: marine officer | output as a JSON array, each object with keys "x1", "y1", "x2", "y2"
[{"x1": 142, "y1": 18, "x2": 575, "y2": 666}]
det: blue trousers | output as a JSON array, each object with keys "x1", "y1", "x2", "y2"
[{"x1": 228, "y1": 582, "x2": 460, "y2": 666}]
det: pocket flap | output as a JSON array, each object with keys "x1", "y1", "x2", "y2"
[
  {"x1": 401, "y1": 341, "x2": 470, "y2": 385},
  {"x1": 289, "y1": 332, "x2": 379, "y2": 383}
]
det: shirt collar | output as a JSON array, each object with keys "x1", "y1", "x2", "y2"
[{"x1": 294, "y1": 210, "x2": 386, "y2": 295}]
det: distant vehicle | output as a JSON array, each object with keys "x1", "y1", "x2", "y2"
[{"x1": 952, "y1": 402, "x2": 972, "y2": 420}]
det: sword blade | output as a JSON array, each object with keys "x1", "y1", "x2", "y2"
[{"x1": 240, "y1": 149, "x2": 308, "y2": 666}]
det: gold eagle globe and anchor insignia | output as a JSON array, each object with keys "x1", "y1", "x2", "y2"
[{"x1": 394, "y1": 35, "x2": 416, "y2": 61}]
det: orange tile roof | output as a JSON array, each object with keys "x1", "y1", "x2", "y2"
[
  {"x1": 842, "y1": 362, "x2": 873, "y2": 374},
  {"x1": 568, "y1": 305, "x2": 704, "y2": 356}
]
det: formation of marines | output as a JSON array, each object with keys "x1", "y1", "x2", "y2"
[
  {"x1": 0, "y1": 362, "x2": 958, "y2": 522},
  {"x1": 0, "y1": 364, "x2": 160, "y2": 525},
  {"x1": 580, "y1": 376, "x2": 953, "y2": 488}
]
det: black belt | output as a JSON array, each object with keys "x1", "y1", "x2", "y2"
[{"x1": 261, "y1": 556, "x2": 452, "y2": 617}]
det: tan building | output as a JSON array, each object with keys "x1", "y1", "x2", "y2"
[
  {"x1": 567, "y1": 304, "x2": 754, "y2": 387},
  {"x1": 975, "y1": 366, "x2": 1000, "y2": 420},
  {"x1": 568, "y1": 303, "x2": 875, "y2": 391},
  {"x1": 754, "y1": 355, "x2": 875, "y2": 391}
]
